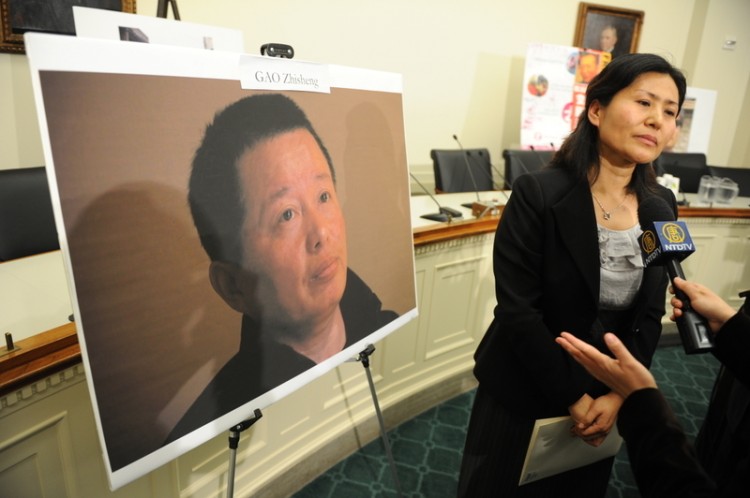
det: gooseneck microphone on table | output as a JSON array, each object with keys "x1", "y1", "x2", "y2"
[
  {"x1": 661, "y1": 157, "x2": 691, "y2": 206},
  {"x1": 676, "y1": 188, "x2": 690, "y2": 207},
  {"x1": 467, "y1": 150, "x2": 506, "y2": 192},
  {"x1": 453, "y1": 135, "x2": 510, "y2": 199},
  {"x1": 506, "y1": 147, "x2": 539, "y2": 190},
  {"x1": 479, "y1": 155, "x2": 511, "y2": 203},
  {"x1": 452, "y1": 135, "x2": 508, "y2": 217},
  {"x1": 529, "y1": 145, "x2": 551, "y2": 169},
  {"x1": 452, "y1": 134, "x2": 483, "y2": 208},
  {"x1": 638, "y1": 196, "x2": 713, "y2": 354},
  {"x1": 409, "y1": 172, "x2": 463, "y2": 222},
  {"x1": 487, "y1": 158, "x2": 510, "y2": 193}
]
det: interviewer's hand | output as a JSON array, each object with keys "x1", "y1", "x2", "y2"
[
  {"x1": 556, "y1": 332, "x2": 656, "y2": 399},
  {"x1": 670, "y1": 277, "x2": 736, "y2": 335}
]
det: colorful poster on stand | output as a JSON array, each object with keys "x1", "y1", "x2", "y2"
[
  {"x1": 521, "y1": 43, "x2": 610, "y2": 150},
  {"x1": 666, "y1": 86, "x2": 716, "y2": 154}
]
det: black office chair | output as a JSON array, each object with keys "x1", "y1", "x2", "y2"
[
  {"x1": 0, "y1": 166, "x2": 60, "y2": 261},
  {"x1": 654, "y1": 152, "x2": 710, "y2": 193},
  {"x1": 502, "y1": 149, "x2": 553, "y2": 189},
  {"x1": 430, "y1": 148, "x2": 494, "y2": 193},
  {"x1": 708, "y1": 165, "x2": 750, "y2": 198}
]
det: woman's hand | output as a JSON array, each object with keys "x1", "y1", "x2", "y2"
[
  {"x1": 573, "y1": 392, "x2": 623, "y2": 447},
  {"x1": 568, "y1": 393, "x2": 593, "y2": 427}
]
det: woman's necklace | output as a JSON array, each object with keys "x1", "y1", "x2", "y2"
[{"x1": 592, "y1": 192, "x2": 630, "y2": 220}]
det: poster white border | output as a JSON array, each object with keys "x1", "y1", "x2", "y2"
[{"x1": 25, "y1": 32, "x2": 412, "y2": 490}]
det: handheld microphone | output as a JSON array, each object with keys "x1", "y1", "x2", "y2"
[
  {"x1": 409, "y1": 172, "x2": 463, "y2": 222},
  {"x1": 638, "y1": 196, "x2": 713, "y2": 354}
]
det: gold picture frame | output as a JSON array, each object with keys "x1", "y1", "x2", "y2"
[
  {"x1": 573, "y1": 2, "x2": 644, "y2": 59},
  {"x1": 0, "y1": 0, "x2": 137, "y2": 54}
]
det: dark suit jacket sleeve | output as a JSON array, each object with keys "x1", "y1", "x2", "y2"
[
  {"x1": 618, "y1": 388, "x2": 717, "y2": 498},
  {"x1": 712, "y1": 312, "x2": 750, "y2": 386}
]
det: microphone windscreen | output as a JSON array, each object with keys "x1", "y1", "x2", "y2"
[
  {"x1": 638, "y1": 195, "x2": 675, "y2": 227},
  {"x1": 638, "y1": 195, "x2": 694, "y2": 266}
]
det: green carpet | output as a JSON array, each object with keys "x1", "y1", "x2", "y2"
[{"x1": 293, "y1": 344, "x2": 721, "y2": 497}]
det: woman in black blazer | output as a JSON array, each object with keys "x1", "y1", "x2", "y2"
[{"x1": 458, "y1": 53, "x2": 687, "y2": 497}]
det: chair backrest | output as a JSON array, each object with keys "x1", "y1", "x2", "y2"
[
  {"x1": 654, "y1": 152, "x2": 710, "y2": 193},
  {"x1": 502, "y1": 149, "x2": 553, "y2": 189},
  {"x1": 708, "y1": 165, "x2": 750, "y2": 197},
  {"x1": 430, "y1": 148, "x2": 494, "y2": 193},
  {"x1": 0, "y1": 166, "x2": 60, "y2": 262}
]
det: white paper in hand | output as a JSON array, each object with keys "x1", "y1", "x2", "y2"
[{"x1": 519, "y1": 416, "x2": 623, "y2": 485}]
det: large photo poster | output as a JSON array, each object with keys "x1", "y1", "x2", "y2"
[{"x1": 26, "y1": 33, "x2": 417, "y2": 489}]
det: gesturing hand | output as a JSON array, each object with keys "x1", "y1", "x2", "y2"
[{"x1": 556, "y1": 332, "x2": 657, "y2": 399}]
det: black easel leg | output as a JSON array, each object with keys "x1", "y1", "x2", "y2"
[
  {"x1": 357, "y1": 345, "x2": 403, "y2": 498},
  {"x1": 226, "y1": 409, "x2": 263, "y2": 498}
]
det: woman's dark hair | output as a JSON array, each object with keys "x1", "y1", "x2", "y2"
[{"x1": 551, "y1": 53, "x2": 687, "y2": 195}]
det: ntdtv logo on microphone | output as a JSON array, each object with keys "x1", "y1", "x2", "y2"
[{"x1": 640, "y1": 221, "x2": 695, "y2": 267}]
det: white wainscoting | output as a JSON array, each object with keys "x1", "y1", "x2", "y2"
[{"x1": 0, "y1": 231, "x2": 494, "y2": 498}]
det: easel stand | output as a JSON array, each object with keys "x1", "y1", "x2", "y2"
[
  {"x1": 156, "y1": 0, "x2": 181, "y2": 20},
  {"x1": 226, "y1": 408, "x2": 263, "y2": 498},
  {"x1": 223, "y1": 345, "x2": 402, "y2": 497},
  {"x1": 355, "y1": 345, "x2": 403, "y2": 498}
]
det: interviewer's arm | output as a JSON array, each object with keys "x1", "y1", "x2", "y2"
[
  {"x1": 712, "y1": 312, "x2": 750, "y2": 386},
  {"x1": 670, "y1": 277, "x2": 750, "y2": 386},
  {"x1": 618, "y1": 388, "x2": 716, "y2": 498},
  {"x1": 556, "y1": 332, "x2": 718, "y2": 497}
]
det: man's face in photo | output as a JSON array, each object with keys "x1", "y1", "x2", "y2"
[
  {"x1": 233, "y1": 128, "x2": 348, "y2": 332},
  {"x1": 578, "y1": 54, "x2": 598, "y2": 83}
]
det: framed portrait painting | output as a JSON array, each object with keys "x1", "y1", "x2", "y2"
[
  {"x1": 0, "y1": 0, "x2": 136, "y2": 54},
  {"x1": 573, "y1": 3, "x2": 644, "y2": 59}
]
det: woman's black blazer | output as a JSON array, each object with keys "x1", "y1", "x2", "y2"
[{"x1": 473, "y1": 167, "x2": 677, "y2": 418}]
